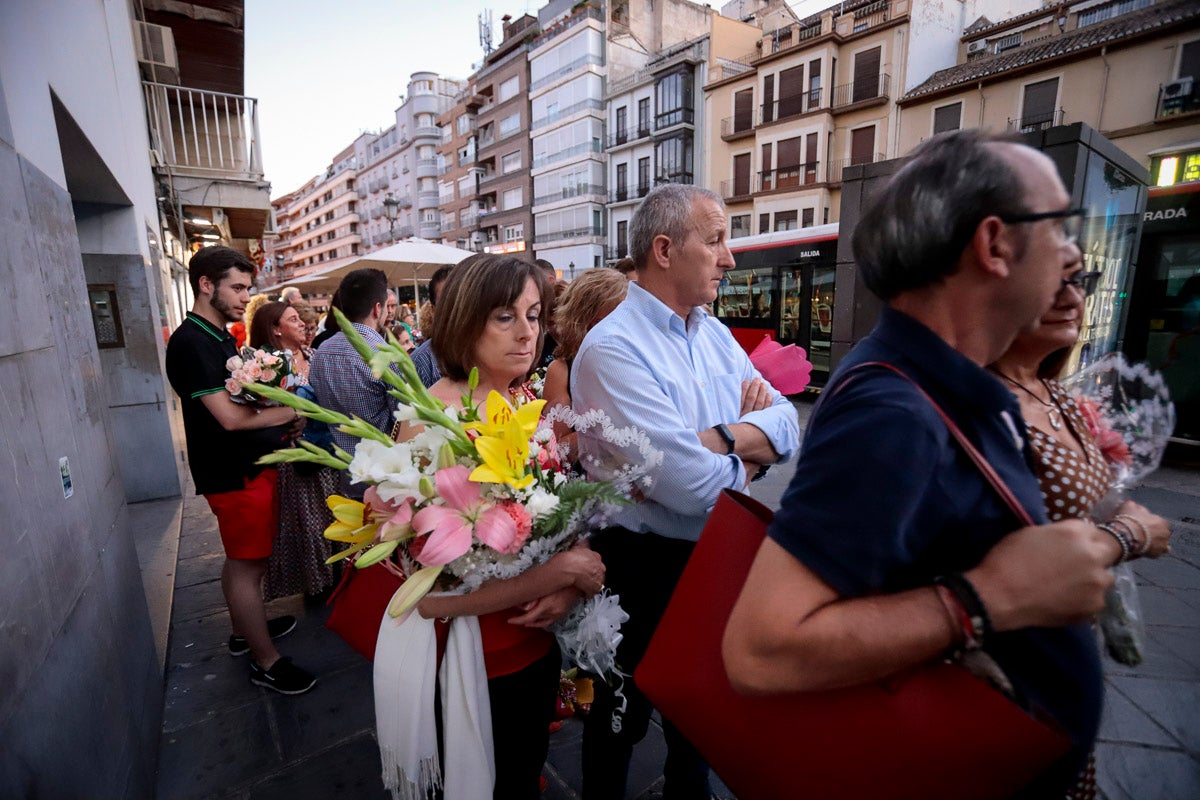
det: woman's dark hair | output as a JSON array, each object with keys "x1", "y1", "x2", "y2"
[
  {"x1": 853, "y1": 129, "x2": 1029, "y2": 300},
  {"x1": 431, "y1": 254, "x2": 551, "y2": 384},
  {"x1": 248, "y1": 301, "x2": 289, "y2": 350}
]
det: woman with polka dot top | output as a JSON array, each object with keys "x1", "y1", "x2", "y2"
[{"x1": 991, "y1": 265, "x2": 1172, "y2": 800}]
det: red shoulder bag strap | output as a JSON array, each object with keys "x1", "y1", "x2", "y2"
[{"x1": 830, "y1": 361, "x2": 1035, "y2": 527}]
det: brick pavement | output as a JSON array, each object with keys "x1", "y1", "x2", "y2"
[{"x1": 153, "y1": 398, "x2": 1200, "y2": 799}]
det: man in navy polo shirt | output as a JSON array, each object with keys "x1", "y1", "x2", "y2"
[
  {"x1": 724, "y1": 131, "x2": 1120, "y2": 795},
  {"x1": 166, "y1": 246, "x2": 316, "y2": 695}
]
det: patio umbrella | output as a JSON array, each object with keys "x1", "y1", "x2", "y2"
[{"x1": 319, "y1": 238, "x2": 476, "y2": 301}]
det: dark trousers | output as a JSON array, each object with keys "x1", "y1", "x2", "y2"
[
  {"x1": 582, "y1": 528, "x2": 710, "y2": 800},
  {"x1": 489, "y1": 640, "x2": 562, "y2": 800}
]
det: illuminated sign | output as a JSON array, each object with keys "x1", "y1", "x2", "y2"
[{"x1": 484, "y1": 240, "x2": 527, "y2": 254}]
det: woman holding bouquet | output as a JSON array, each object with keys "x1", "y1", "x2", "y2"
[
  {"x1": 391, "y1": 253, "x2": 607, "y2": 800},
  {"x1": 249, "y1": 302, "x2": 338, "y2": 599},
  {"x1": 990, "y1": 266, "x2": 1171, "y2": 799}
]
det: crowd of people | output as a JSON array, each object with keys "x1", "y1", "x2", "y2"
[{"x1": 164, "y1": 129, "x2": 1174, "y2": 799}]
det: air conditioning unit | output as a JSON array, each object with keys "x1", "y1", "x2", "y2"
[
  {"x1": 967, "y1": 40, "x2": 988, "y2": 55},
  {"x1": 1163, "y1": 76, "x2": 1195, "y2": 99},
  {"x1": 133, "y1": 21, "x2": 180, "y2": 82}
]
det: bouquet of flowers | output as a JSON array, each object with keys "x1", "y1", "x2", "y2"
[
  {"x1": 224, "y1": 346, "x2": 292, "y2": 405},
  {"x1": 242, "y1": 309, "x2": 658, "y2": 798},
  {"x1": 1063, "y1": 353, "x2": 1176, "y2": 665}
]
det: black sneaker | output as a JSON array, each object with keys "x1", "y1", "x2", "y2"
[
  {"x1": 249, "y1": 657, "x2": 316, "y2": 695},
  {"x1": 228, "y1": 615, "x2": 297, "y2": 656}
]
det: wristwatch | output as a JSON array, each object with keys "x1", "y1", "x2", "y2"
[{"x1": 713, "y1": 423, "x2": 736, "y2": 454}]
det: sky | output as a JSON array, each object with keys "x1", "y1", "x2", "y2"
[
  {"x1": 246, "y1": 0, "x2": 516, "y2": 197},
  {"x1": 245, "y1": 0, "x2": 823, "y2": 198}
]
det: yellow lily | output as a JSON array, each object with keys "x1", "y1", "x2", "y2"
[
  {"x1": 470, "y1": 415, "x2": 535, "y2": 489},
  {"x1": 322, "y1": 495, "x2": 379, "y2": 563},
  {"x1": 467, "y1": 390, "x2": 545, "y2": 440}
]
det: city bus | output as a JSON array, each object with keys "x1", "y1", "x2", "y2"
[{"x1": 716, "y1": 223, "x2": 839, "y2": 390}]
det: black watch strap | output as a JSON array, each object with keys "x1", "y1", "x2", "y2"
[{"x1": 714, "y1": 423, "x2": 736, "y2": 454}]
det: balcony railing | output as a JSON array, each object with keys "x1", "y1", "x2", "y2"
[
  {"x1": 413, "y1": 125, "x2": 441, "y2": 139},
  {"x1": 416, "y1": 158, "x2": 440, "y2": 177},
  {"x1": 721, "y1": 113, "x2": 756, "y2": 140},
  {"x1": 398, "y1": 225, "x2": 414, "y2": 238},
  {"x1": 419, "y1": 220, "x2": 441, "y2": 238},
  {"x1": 143, "y1": 81, "x2": 263, "y2": 179},
  {"x1": 605, "y1": 127, "x2": 652, "y2": 149},
  {"x1": 827, "y1": 153, "x2": 886, "y2": 184},
  {"x1": 721, "y1": 179, "x2": 754, "y2": 201},
  {"x1": 656, "y1": 172, "x2": 694, "y2": 187},
  {"x1": 850, "y1": 0, "x2": 891, "y2": 34},
  {"x1": 654, "y1": 107, "x2": 694, "y2": 129},
  {"x1": 535, "y1": 225, "x2": 605, "y2": 244},
  {"x1": 758, "y1": 163, "x2": 821, "y2": 192},
  {"x1": 530, "y1": 4, "x2": 602, "y2": 50},
  {"x1": 534, "y1": 183, "x2": 605, "y2": 207},
  {"x1": 531, "y1": 98, "x2": 604, "y2": 132},
  {"x1": 610, "y1": 183, "x2": 651, "y2": 203},
  {"x1": 606, "y1": 245, "x2": 629, "y2": 261},
  {"x1": 1007, "y1": 108, "x2": 1065, "y2": 133},
  {"x1": 417, "y1": 190, "x2": 441, "y2": 207},
  {"x1": 759, "y1": 89, "x2": 825, "y2": 125},
  {"x1": 831, "y1": 73, "x2": 890, "y2": 110},
  {"x1": 530, "y1": 53, "x2": 604, "y2": 92},
  {"x1": 532, "y1": 139, "x2": 603, "y2": 170}
]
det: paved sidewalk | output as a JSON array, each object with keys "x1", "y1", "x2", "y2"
[{"x1": 154, "y1": 398, "x2": 1200, "y2": 799}]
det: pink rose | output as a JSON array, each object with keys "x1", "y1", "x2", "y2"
[
  {"x1": 262, "y1": 353, "x2": 281, "y2": 367},
  {"x1": 225, "y1": 356, "x2": 243, "y2": 371},
  {"x1": 261, "y1": 369, "x2": 277, "y2": 383},
  {"x1": 244, "y1": 363, "x2": 263, "y2": 381},
  {"x1": 225, "y1": 378, "x2": 241, "y2": 394}
]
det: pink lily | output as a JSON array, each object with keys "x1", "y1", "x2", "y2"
[
  {"x1": 411, "y1": 465, "x2": 518, "y2": 565},
  {"x1": 364, "y1": 486, "x2": 415, "y2": 542}
]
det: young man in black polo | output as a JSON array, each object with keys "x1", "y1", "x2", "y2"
[{"x1": 166, "y1": 246, "x2": 316, "y2": 695}]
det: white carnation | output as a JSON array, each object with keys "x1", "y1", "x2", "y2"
[{"x1": 525, "y1": 487, "x2": 560, "y2": 520}]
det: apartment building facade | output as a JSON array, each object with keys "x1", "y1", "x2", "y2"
[
  {"x1": 897, "y1": 0, "x2": 1200, "y2": 445},
  {"x1": 438, "y1": 82, "x2": 481, "y2": 250},
  {"x1": 356, "y1": 73, "x2": 462, "y2": 252},
  {"x1": 528, "y1": 1, "x2": 609, "y2": 274},
  {"x1": 272, "y1": 145, "x2": 360, "y2": 280},
  {"x1": 603, "y1": 0, "x2": 714, "y2": 263},
  {"x1": 472, "y1": 15, "x2": 539, "y2": 259}
]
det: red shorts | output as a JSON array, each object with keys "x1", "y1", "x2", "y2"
[{"x1": 204, "y1": 469, "x2": 279, "y2": 560}]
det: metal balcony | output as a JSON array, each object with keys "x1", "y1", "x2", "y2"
[
  {"x1": 143, "y1": 81, "x2": 263, "y2": 179},
  {"x1": 831, "y1": 73, "x2": 890, "y2": 111},
  {"x1": 1007, "y1": 108, "x2": 1065, "y2": 133}
]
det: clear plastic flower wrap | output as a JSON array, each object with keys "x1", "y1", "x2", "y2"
[{"x1": 1062, "y1": 353, "x2": 1175, "y2": 665}]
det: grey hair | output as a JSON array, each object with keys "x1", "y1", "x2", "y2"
[
  {"x1": 629, "y1": 184, "x2": 724, "y2": 269},
  {"x1": 853, "y1": 129, "x2": 1029, "y2": 300}
]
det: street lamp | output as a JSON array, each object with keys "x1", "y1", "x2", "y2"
[
  {"x1": 569, "y1": 261, "x2": 576, "y2": 279},
  {"x1": 274, "y1": 253, "x2": 284, "y2": 273},
  {"x1": 383, "y1": 192, "x2": 401, "y2": 240}
]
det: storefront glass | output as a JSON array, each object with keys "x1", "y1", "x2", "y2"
[
  {"x1": 1068, "y1": 156, "x2": 1144, "y2": 374},
  {"x1": 1144, "y1": 236, "x2": 1200, "y2": 441}
]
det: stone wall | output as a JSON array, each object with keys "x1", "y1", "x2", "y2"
[{"x1": 0, "y1": 131, "x2": 161, "y2": 799}]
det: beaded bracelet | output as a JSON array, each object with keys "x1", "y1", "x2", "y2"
[
  {"x1": 1096, "y1": 522, "x2": 1132, "y2": 564},
  {"x1": 1114, "y1": 514, "x2": 1150, "y2": 557},
  {"x1": 934, "y1": 585, "x2": 978, "y2": 650},
  {"x1": 933, "y1": 573, "x2": 991, "y2": 649}
]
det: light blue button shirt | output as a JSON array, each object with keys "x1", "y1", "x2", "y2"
[{"x1": 571, "y1": 282, "x2": 800, "y2": 541}]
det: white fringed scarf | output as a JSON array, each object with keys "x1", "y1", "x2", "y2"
[{"x1": 374, "y1": 609, "x2": 494, "y2": 800}]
